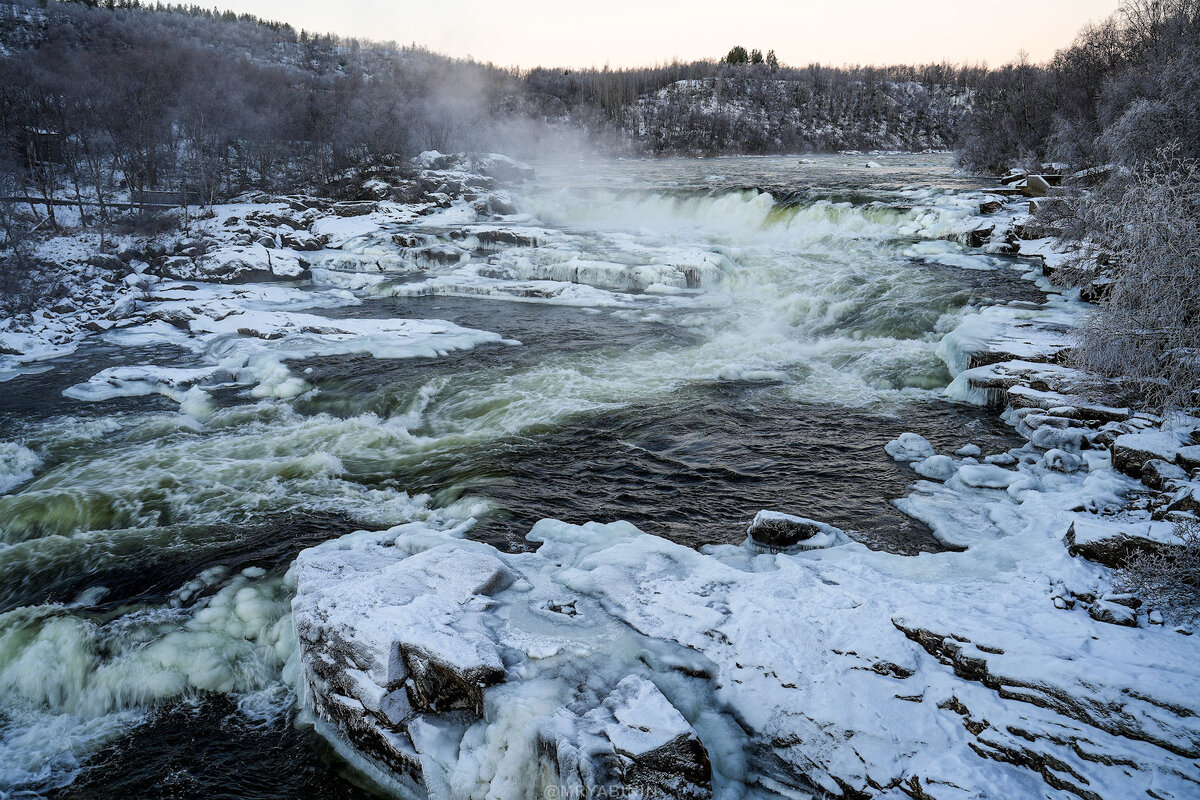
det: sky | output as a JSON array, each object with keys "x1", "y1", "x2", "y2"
[{"x1": 218, "y1": 0, "x2": 1124, "y2": 69}]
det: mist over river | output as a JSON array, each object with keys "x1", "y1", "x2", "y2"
[{"x1": 0, "y1": 154, "x2": 1047, "y2": 798}]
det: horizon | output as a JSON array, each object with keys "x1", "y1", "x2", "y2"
[{"x1": 216, "y1": 0, "x2": 1123, "y2": 69}]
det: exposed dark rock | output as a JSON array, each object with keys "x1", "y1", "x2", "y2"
[
  {"x1": 401, "y1": 643, "x2": 504, "y2": 715},
  {"x1": 280, "y1": 229, "x2": 325, "y2": 251},
  {"x1": 1143, "y1": 459, "x2": 1188, "y2": 491},
  {"x1": 1079, "y1": 277, "x2": 1113, "y2": 304},
  {"x1": 475, "y1": 229, "x2": 539, "y2": 248},
  {"x1": 86, "y1": 253, "x2": 124, "y2": 271},
  {"x1": 965, "y1": 226, "x2": 993, "y2": 248}
]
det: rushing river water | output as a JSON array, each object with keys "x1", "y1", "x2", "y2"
[{"x1": 0, "y1": 154, "x2": 1043, "y2": 798}]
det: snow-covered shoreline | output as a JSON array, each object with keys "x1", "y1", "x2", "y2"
[{"x1": 288, "y1": 184, "x2": 1200, "y2": 799}]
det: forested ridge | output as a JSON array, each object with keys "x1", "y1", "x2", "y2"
[{"x1": 0, "y1": 0, "x2": 992, "y2": 214}]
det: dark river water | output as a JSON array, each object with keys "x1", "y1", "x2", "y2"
[{"x1": 0, "y1": 153, "x2": 1041, "y2": 799}]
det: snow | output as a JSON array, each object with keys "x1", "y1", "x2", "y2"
[
  {"x1": 914, "y1": 454, "x2": 956, "y2": 480},
  {"x1": 956, "y1": 463, "x2": 1022, "y2": 489}
]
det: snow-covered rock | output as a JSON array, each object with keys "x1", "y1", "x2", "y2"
[
  {"x1": 1065, "y1": 514, "x2": 1184, "y2": 567},
  {"x1": 1112, "y1": 430, "x2": 1191, "y2": 477},
  {"x1": 745, "y1": 510, "x2": 847, "y2": 552},
  {"x1": 294, "y1": 515, "x2": 1200, "y2": 800}
]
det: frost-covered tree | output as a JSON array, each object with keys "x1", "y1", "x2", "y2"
[
  {"x1": 1118, "y1": 518, "x2": 1200, "y2": 624},
  {"x1": 1072, "y1": 154, "x2": 1200, "y2": 411}
]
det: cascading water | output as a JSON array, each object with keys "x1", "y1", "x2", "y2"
[{"x1": 0, "y1": 154, "x2": 1043, "y2": 798}]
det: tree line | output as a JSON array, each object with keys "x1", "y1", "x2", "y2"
[
  {"x1": 526, "y1": 59, "x2": 986, "y2": 155},
  {"x1": 0, "y1": 0, "x2": 528, "y2": 227}
]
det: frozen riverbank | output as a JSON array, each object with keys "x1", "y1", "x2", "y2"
[{"x1": 289, "y1": 179, "x2": 1200, "y2": 799}]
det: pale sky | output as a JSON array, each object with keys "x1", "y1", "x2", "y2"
[{"x1": 219, "y1": 0, "x2": 1123, "y2": 69}]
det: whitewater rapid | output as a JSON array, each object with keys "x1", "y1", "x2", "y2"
[{"x1": 0, "y1": 154, "x2": 1046, "y2": 797}]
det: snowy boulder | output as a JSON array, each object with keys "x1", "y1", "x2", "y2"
[
  {"x1": 955, "y1": 443, "x2": 982, "y2": 457},
  {"x1": 1166, "y1": 483, "x2": 1200, "y2": 514},
  {"x1": 416, "y1": 151, "x2": 534, "y2": 183},
  {"x1": 884, "y1": 432, "x2": 936, "y2": 462},
  {"x1": 956, "y1": 463, "x2": 1021, "y2": 489},
  {"x1": 1176, "y1": 445, "x2": 1200, "y2": 471},
  {"x1": 1022, "y1": 174, "x2": 1052, "y2": 197},
  {"x1": 280, "y1": 229, "x2": 325, "y2": 251},
  {"x1": 1143, "y1": 459, "x2": 1188, "y2": 491},
  {"x1": 332, "y1": 200, "x2": 376, "y2": 217},
  {"x1": 746, "y1": 511, "x2": 846, "y2": 553},
  {"x1": 536, "y1": 676, "x2": 711, "y2": 800},
  {"x1": 1089, "y1": 599, "x2": 1139, "y2": 627},
  {"x1": 1112, "y1": 431, "x2": 1189, "y2": 477},
  {"x1": 865, "y1": 160, "x2": 883, "y2": 169},
  {"x1": 914, "y1": 454, "x2": 956, "y2": 481},
  {"x1": 1065, "y1": 515, "x2": 1182, "y2": 568}
]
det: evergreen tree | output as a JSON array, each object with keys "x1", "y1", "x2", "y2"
[{"x1": 723, "y1": 45, "x2": 749, "y2": 65}]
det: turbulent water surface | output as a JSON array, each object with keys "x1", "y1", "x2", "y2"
[{"x1": 0, "y1": 154, "x2": 1045, "y2": 798}]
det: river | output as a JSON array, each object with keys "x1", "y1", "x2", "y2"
[{"x1": 0, "y1": 153, "x2": 1043, "y2": 798}]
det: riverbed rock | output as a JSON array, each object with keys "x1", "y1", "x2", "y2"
[
  {"x1": 332, "y1": 200, "x2": 376, "y2": 217},
  {"x1": 280, "y1": 229, "x2": 325, "y2": 251},
  {"x1": 965, "y1": 226, "x2": 994, "y2": 248},
  {"x1": 1143, "y1": 459, "x2": 1188, "y2": 491},
  {"x1": 746, "y1": 510, "x2": 845, "y2": 552},
  {"x1": 1022, "y1": 174, "x2": 1052, "y2": 197}
]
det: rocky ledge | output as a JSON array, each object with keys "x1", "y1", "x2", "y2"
[{"x1": 293, "y1": 508, "x2": 1200, "y2": 800}]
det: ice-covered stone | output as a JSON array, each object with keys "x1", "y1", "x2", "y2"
[
  {"x1": 914, "y1": 454, "x2": 956, "y2": 481},
  {"x1": 293, "y1": 515, "x2": 1200, "y2": 800},
  {"x1": 745, "y1": 510, "x2": 847, "y2": 552},
  {"x1": 884, "y1": 432, "x2": 936, "y2": 462},
  {"x1": 535, "y1": 676, "x2": 711, "y2": 800}
]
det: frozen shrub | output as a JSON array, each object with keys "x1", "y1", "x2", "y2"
[{"x1": 1117, "y1": 518, "x2": 1200, "y2": 625}]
